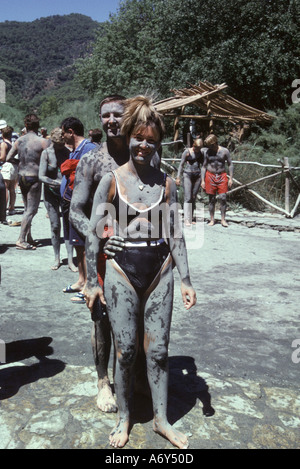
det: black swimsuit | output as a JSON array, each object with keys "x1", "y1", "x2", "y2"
[
  {"x1": 183, "y1": 149, "x2": 203, "y2": 176},
  {"x1": 110, "y1": 170, "x2": 171, "y2": 298}
]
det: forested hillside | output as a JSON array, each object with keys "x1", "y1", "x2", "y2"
[{"x1": 0, "y1": 14, "x2": 101, "y2": 108}]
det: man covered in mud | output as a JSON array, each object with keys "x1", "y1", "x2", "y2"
[
  {"x1": 7, "y1": 113, "x2": 50, "y2": 250},
  {"x1": 201, "y1": 134, "x2": 233, "y2": 227},
  {"x1": 69, "y1": 95, "x2": 130, "y2": 413}
]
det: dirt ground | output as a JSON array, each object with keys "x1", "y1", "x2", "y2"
[{"x1": 0, "y1": 193, "x2": 299, "y2": 450}]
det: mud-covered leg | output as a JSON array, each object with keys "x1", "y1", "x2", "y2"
[
  {"x1": 208, "y1": 194, "x2": 216, "y2": 226},
  {"x1": 183, "y1": 172, "x2": 193, "y2": 225},
  {"x1": 219, "y1": 193, "x2": 228, "y2": 227},
  {"x1": 17, "y1": 182, "x2": 41, "y2": 248},
  {"x1": 144, "y1": 264, "x2": 189, "y2": 449},
  {"x1": 104, "y1": 260, "x2": 140, "y2": 448},
  {"x1": 133, "y1": 313, "x2": 151, "y2": 398},
  {"x1": 44, "y1": 195, "x2": 61, "y2": 269},
  {"x1": 91, "y1": 300, "x2": 117, "y2": 413}
]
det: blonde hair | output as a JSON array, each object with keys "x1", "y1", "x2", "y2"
[
  {"x1": 50, "y1": 127, "x2": 64, "y2": 144},
  {"x1": 193, "y1": 138, "x2": 203, "y2": 148},
  {"x1": 204, "y1": 134, "x2": 218, "y2": 146},
  {"x1": 121, "y1": 95, "x2": 165, "y2": 142}
]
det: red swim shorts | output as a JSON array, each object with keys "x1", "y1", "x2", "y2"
[{"x1": 205, "y1": 171, "x2": 228, "y2": 195}]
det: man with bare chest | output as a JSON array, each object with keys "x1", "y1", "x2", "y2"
[
  {"x1": 201, "y1": 134, "x2": 233, "y2": 227},
  {"x1": 7, "y1": 113, "x2": 50, "y2": 249},
  {"x1": 70, "y1": 95, "x2": 130, "y2": 413}
]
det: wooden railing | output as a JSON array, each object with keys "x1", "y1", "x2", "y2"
[{"x1": 227, "y1": 158, "x2": 300, "y2": 218}]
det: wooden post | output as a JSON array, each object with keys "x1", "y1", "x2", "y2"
[
  {"x1": 173, "y1": 116, "x2": 179, "y2": 144},
  {"x1": 284, "y1": 157, "x2": 290, "y2": 214},
  {"x1": 173, "y1": 115, "x2": 179, "y2": 155},
  {"x1": 173, "y1": 106, "x2": 185, "y2": 153},
  {"x1": 290, "y1": 193, "x2": 300, "y2": 218},
  {"x1": 187, "y1": 132, "x2": 191, "y2": 147},
  {"x1": 207, "y1": 100, "x2": 213, "y2": 133}
]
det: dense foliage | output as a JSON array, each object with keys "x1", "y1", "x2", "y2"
[
  {"x1": 0, "y1": 14, "x2": 100, "y2": 107},
  {"x1": 77, "y1": 0, "x2": 300, "y2": 111}
]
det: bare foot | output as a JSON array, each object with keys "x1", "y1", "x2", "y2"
[
  {"x1": 109, "y1": 418, "x2": 130, "y2": 448},
  {"x1": 221, "y1": 220, "x2": 229, "y2": 227},
  {"x1": 153, "y1": 418, "x2": 189, "y2": 449},
  {"x1": 70, "y1": 282, "x2": 84, "y2": 292},
  {"x1": 208, "y1": 220, "x2": 215, "y2": 226},
  {"x1": 51, "y1": 260, "x2": 61, "y2": 270},
  {"x1": 16, "y1": 242, "x2": 36, "y2": 250},
  {"x1": 97, "y1": 381, "x2": 117, "y2": 413},
  {"x1": 68, "y1": 263, "x2": 78, "y2": 272},
  {"x1": 63, "y1": 284, "x2": 82, "y2": 293}
]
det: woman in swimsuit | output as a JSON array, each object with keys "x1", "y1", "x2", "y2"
[
  {"x1": 84, "y1": 96, "x2": 196, "y2": 449},
  {"x1": 0, "y1": 126, "x2": 18, "y2": 215},
  {"x1": 175, "y1": 138, "x2": 204, "y2": 226},
  {"x1": 39, "y1": 128, "x2": 73, "y2": 270}
]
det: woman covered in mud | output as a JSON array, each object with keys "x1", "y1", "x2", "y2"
[
  {"x1": 38, "y1": 128, "x2": 74, "y2": 270},
  {"x1": 84, "y1": 95, "x2": 196, "y2": 449},
  {"x1": 175, "y1": 137, "x2": 204, "y2": 226}
]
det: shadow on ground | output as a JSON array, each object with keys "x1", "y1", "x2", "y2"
[
  {"x1": 130, "y1": 355, "x2": 215, "y2": 426},
  {"x1": 0, "y1": 337, "x2": 65, "y2": 400}
]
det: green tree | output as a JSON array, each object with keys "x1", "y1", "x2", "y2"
[
  {"x1": 76, "y1": 0, "x2": 300, "y2": 110},
  {"x1": 40, "y1": 96, "x2": 59, "y2": 118}
]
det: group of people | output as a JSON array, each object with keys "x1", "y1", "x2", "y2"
[
  {"x1": 176, "y1": 133, "x2": 233, "y2": 227},
  {"x1": 0, "y1": 94, "x2": 233, "y2": 449}
]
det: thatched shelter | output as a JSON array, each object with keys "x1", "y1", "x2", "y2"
[{"x1": 154, "y1": 81, "x2": 274, "y2": 141}]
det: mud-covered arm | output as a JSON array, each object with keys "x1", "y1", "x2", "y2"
[
  {"x1": 226, "y1": 150, "x2": 234, "y2": 187},
  {"x1": 201, "y1": 150, "x2": 208, "y2": 189},
  {"x1": 166, "y1": 177, "x2": 196, "y2": 309},
  {"x1": 38, "y1": 150, "x2": 60, "y2": 187},
  {"x1": 175, "y1": 149, "x2": 188, "y2": 184},
  {"x1": 84, "y1": 172, "x2": 115, "y2": 310},
  {"x1": 69, "y1": 152, "x2": 95, "y2": 239},
  {"x1": 6, "y1": 140, "x2": 18, "y2": 162}
]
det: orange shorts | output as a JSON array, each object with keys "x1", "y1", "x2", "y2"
[
  {"x1": 205, "y1": 171, "x2": 228, "y2": 195},
  {"x1": 97, "y1": 226, "x2": 114, "y2": 287}
]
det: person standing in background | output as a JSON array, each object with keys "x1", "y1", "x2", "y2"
[
  {"x1": 6, "y1": 113, "x2": 50, "y2": 250},
  {"x1": 201, "y1": 134, "x2": 233, "y2": 227}
]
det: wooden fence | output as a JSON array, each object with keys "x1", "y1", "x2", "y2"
[
  {"x1": 227, "y1": 158, "x2": 300, "y2": 218},
  {"x1": 161, "y1": 147, "x2": 300, "y2": 218}
]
